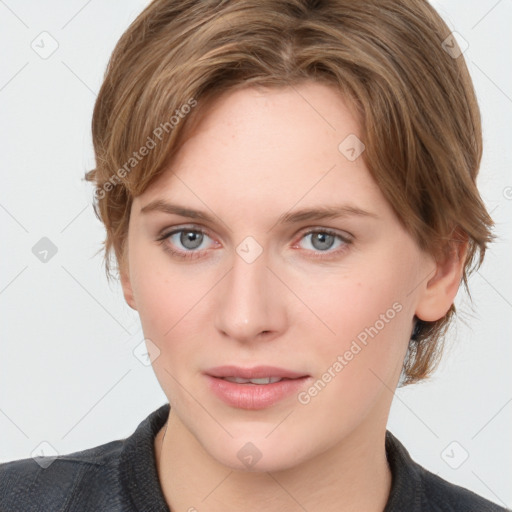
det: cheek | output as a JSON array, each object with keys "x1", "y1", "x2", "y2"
[
  {"x1": 129, "y1": 250, "x2": 225, "y2": 392},
  {"x1": 292, "y1": 281, "x2": 409, "y2": 436},
  {"x1": 130, "y1": 256, "x2": 209, "y2": 404},
  {"x1": 129, "y1": 241, "x2": 207, "y2": 337},
  {"x1": 301, "y1": 259, "x2": 414, "y2": 391},
  {"x1": 300, "y1": 268, "x2": 406, "y2": 346}
]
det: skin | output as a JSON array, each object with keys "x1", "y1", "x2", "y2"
[{"x1": 120, "y1": 81, "x2": 467, "y2": 512}]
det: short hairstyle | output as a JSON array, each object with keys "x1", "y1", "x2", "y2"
[{"x1": 85, "y1": 0, "x2": 494, "y2": 386}]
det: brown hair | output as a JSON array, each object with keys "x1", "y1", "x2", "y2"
[{"x1": 85, "y1": 0, "x2": 494, "y2": 386}]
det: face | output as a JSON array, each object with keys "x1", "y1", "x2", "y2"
[{"x1": 121, "y1": 82, "x2": 449, "y2": 472}]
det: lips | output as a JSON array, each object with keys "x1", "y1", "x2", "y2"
[{"x1": 204, "y1": 365, "x2": 311, "y2": 409}]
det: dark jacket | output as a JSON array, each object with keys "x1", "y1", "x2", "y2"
[{"x1": 0, "y1": 403, "x2": 508, "y2": 511}]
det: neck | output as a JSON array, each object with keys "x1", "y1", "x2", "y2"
[{"x1": 154, "y1": 411, "x2": 392, "y2": 512}]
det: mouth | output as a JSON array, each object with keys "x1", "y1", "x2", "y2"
[
  {"x1": 203, "y1": 365, "x2": 311, "y2": 409},
  {"x1": 220, "y1": 376, "x2": 289, "y2": 385},
  {"x1": 205, "y1": 365, "x2": 309, "y2": 381}
]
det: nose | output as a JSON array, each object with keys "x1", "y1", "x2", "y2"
[{"x1": 214, "y1": 245, "x2": 288, "y2": 344}]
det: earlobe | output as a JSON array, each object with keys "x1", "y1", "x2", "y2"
[{"x1": 415, "y1": 234, "x2": 468, "y2": 322}]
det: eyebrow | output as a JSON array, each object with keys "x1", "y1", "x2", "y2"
[{"x1": 140, "y1": 199, "x2": 378, "y2": 225}]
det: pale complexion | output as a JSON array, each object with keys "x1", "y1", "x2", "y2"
[{"x1": 120, "y1": 82, "x2": 466, "y2": 512}]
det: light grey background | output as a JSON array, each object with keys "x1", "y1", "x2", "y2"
[{"x1": 1, "y1": 0, "x2": 511, "y2": 507}]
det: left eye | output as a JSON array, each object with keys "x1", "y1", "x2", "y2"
[{"x1": 298, "y1": 231, "x2": 346, "y2": 252}]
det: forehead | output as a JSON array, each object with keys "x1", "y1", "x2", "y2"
[
  {"x1": 134, "y1": 82, "x2": 387, "y2": 220},
  {"x1": 178, "y1": 81, "x2": 361, "y2": 154}
]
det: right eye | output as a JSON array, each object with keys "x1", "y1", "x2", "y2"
[{"x1": 156, "y1": 226, "x2": 219, "y2": 260}]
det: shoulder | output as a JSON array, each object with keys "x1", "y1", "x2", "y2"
[
  {"x1": 418, "y1": 466, "x2": 509, "y2": 512},
  {"x1": 384, "y1": 430, "x2": 509, "y2": 512},
  {"x1": 0, "y1": 404, "x2": 170, "y2": 512},
  {"x1": 0, "y1": 439, "x2": 126, "y2": 512}
]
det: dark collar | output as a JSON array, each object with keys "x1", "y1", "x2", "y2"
[{"x1": 384, "y1": 429, "x2": 423, "y2": 511}]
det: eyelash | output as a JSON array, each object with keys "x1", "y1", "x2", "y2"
[{"x1": 156, "y1": 226, "x2": 352, "y2": 261}]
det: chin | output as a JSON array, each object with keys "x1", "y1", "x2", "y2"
[
  {"x1": 203, "y1": 433, "x2": 312, "y2": 473},
  {"x1": 216, "y1": 451, "x2": 302, "y2": 473}
]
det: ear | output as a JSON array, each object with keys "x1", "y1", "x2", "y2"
[
  {"x1": 120, "y1": 260, "x2": 138, "y2": 311},
  {"x1": 415, "y1": 231, "x2": 468, "y2": 322}
]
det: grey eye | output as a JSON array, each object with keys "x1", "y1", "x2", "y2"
[
  {"x1": 308, "y1": 232, "x2": 336, "y2": 251},
  {"x1": 168, "y1": 230, "x2": 208, "y2": 251},
  {"x1": 180, "y1": 230, "x2": 204, "y2": 250}
]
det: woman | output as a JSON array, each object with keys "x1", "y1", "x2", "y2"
[{"x1": 0, "y1": 0, "x2": 507, "y2": 510}]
